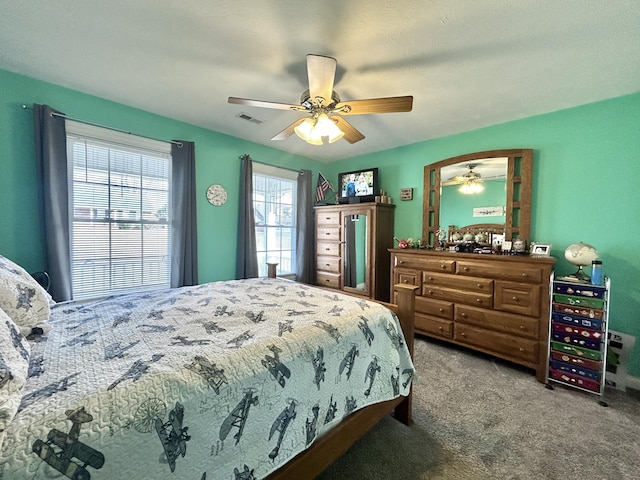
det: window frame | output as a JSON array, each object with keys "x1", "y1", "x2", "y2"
[
  {"x1": 252, "y1": 163, "x2": 298, "y2": 278},
  {"x1": 66, "y1": 121, "x2": 173, "y2": 299}
]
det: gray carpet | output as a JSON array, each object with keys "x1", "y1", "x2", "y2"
[{"x1": 318, "y1": 337, "x2": 640, "y2": 480}]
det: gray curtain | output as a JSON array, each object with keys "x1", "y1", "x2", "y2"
[
  {"x1": 33, "y1": 104, "x2": 72, "y2": 302},
  {"x1": 296, "y1": 169, "x2": 315, "y2": 283},
  {"x1": 171, "y1": 141, "x2": 198, "y2": 287},
  {"x1": 236, "y1": 154, "x2": 258, "y2": 279}
]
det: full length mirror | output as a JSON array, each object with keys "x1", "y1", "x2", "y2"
[
  {"x1": 422, "y1": 149, "x2": 533, "y2": 247},
  {"x1": 343, "y1": 213, "x2": 369, "y2": 295}
]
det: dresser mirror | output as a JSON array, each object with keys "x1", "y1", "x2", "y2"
[
  {"x1": 422, "y1": 149, "x2": 533, "y2": 247},
  {"x1": 343, "y1": 213, "x2": 369, "y2": 296}
]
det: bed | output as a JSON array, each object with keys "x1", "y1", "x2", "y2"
[{"x1": 0, "y1": 255, "x2": 416, "y2": 480}]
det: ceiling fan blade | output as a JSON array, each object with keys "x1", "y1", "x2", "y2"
[
  {"x1": 307, "y1": 54, "x2": 337, "y2": 107},
  {"x1": 333, "y1": 116, "x2": 365, "y2": 144},
  {"x1": 228, "y1": 97, "x2": 307, "y2": 112},
  {"x1": 334, "y1": 96, "x2": 413, "y2": 115},
  {"x1": 271, "y1": 118, "x2": 306, "y2": 141}
]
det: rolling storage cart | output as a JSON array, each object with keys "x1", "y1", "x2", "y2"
[{"x1": 545, "y1": 275, "x2": 610, "y2": 406}]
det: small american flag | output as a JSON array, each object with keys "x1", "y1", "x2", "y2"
[{"x1": 315, "y1": 173, "x2": 331, "y2": 203}]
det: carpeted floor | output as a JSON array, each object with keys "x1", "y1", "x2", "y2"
[{"x1": 318, "y1": 337, "x2": 640, "y2": 480}]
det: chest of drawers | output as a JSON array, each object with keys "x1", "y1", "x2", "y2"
[{"x1": 390, "y1": 249, "x2": 555, "y2": 382}]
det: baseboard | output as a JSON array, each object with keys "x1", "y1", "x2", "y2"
[{"x1": 626, "y1": 374, "x2": 640, "y2": 391}]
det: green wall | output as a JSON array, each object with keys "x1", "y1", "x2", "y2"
[
  {"x1": 0, "y1": 69, "x2": 325, "y2": 283},
  {"x1": 2, "y1": 67, "x2": 639, "y2": 378},
  {"x1": 325, "y1": 92, "x2": 640, "y2": 378}
]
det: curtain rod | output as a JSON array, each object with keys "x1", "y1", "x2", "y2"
[
  {"x1": 21, "y1": 104, "x2": 183, "y2": 147},
  {"x1": 240, "y1": 154, "x2": 305, "y2": 175}
]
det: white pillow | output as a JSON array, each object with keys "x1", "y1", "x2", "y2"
[
  {"x1": 0, "y1": 256, "x2": 52, "y2": 330},
  {"x1": 0, "y1": 308, "x2": 30, "y2": 437}
]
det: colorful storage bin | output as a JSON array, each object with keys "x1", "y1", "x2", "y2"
[
  {"x1": 553, "y1": 293, "x2": 605, "y2": 310},
  {"x1": 551, "y1": 332, "x2": 601, "y2": 350},
  {"x1": 553, "y1": 283, "x2": 606, "y2": 299},
  {"x1": 549, "y1": 368, "x2": 600, "y2": 393},
  {"x1": 551, "y1": 322, "x2": 603, "y2": 341},
  {"x1": 552, "y1": 311, "x2": 605, "y2": 330},
  {"x1": 550, "y1": 359, "x2": 601, "y2": 381},
  {"x1": 550, "y1": 351, "x2": 602, "y2": 372},
  {"x1": 550, "y1": 341, "x2": 602, "y2": 361}
]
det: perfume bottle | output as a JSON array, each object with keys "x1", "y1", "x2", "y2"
[{"x1": 591, "y1": 260, "x2": 603, "y2": 286}]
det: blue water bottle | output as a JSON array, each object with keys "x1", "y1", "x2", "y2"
[{"x1": 591, "y1": 260, "x2": 603, "y2": 286}]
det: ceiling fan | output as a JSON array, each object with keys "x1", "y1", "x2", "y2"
[
  {"x1": 443, "y1": 164, "x2": 483, "y2": 186},
  {"x1": 228, "y1": 54, "x2": 413, "y2": 145}
]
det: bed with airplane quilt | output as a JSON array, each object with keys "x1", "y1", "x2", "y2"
[{"x1": 0, "y1": 272, "x2": 414, "y2": 480}]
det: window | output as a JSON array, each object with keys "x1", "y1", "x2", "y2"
[
  {"x1": 66, "y1": 121, "x2": 172, "y2": 299},
  {"x1": 253, "y1": 164, "x2": 297, "y2": 277}
]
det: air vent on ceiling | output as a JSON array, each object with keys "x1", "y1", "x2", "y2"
[{"x1": 236, "y1": 113, "x2": 264, "y2": 124}]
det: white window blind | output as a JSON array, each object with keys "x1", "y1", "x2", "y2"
[
  {"x1": 66, "y1": 121, "x2": 172, "y2": 299},
  {"x1": 253, "y1": 164, "x2": 297, "y2": 277}
]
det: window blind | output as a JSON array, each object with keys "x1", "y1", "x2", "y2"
[{"x1": 66, "y1": 121, "x2": 172, "y2": 299}]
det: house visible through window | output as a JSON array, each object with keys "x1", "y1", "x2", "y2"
[
  {"x1": 253, "y1": 164, "x2": 297, "y2": 278},
  {"x1": 66, "y1": 121, "x2": 172, "y2": 299}
]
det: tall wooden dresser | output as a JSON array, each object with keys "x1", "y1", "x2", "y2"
[
  {"x1": 390, "y1": 249, "x2": 555, "y2": 382},
  {"x1": 315, "y1": 203, "x2": 395, "y2": 302}
]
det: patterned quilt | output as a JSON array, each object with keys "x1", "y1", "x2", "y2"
[{"x1": 0, "y1": 278, "x2": 414, "y2": 480}]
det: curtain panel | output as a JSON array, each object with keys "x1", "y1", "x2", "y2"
[
  {"x1": 236, "y1": 154, "x2": 259, "y2": 279},
  {"x1": 171, "y1": 141, "x2": 198, "y2": 287},
  {"x1": 296, "y1": 169, "x2": 315, "y2": 283},
  {"x1": 33, "y1": 104, "x2": 72, "y2": 302}
]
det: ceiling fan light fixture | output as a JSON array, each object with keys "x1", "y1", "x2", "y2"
[
  {"x1": 459, "y1": 180, "x2": 484, "y2": 194},
  {"x1": 294, "y1": 114, "x2": 344, "y2": 145}
]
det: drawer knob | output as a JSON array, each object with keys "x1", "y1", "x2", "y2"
[
  {"x1": 519, "y1": 325, "x2": 527, "y2": 331},
  {"x1": 428, "y1": 276, "x2": 434, "y2": 281},
  {"x1": 521, "y1": 273, "x2": 528, "y2": 277},
  {"x1": 438, "y1": 326, "x2": 443, "y2": 331},
  {"x1": 403, "y1": 280, "x2": 408, "y2": 284},
  {"x1": 325, "y1": 248, "x2": 330, "y2": 251},
  {"x1": 463, "y1": 266, "x2": 469, "y2": 272},
  {"x1": 440, "y1": 264, "x2": 447, "y2": 269},
  {"x1": 461, "y1": 332, "x2": 467, "y2": 337},
  {"x1": 519, "y1": 347, "x2": 525, "y2": 352},
  {"x1": 325, "y1": 263, "x2": 330, "y2": 267},
  {"x1": 512, "y1": 296, "x2": 519, "y2": 302},
  {"x1": 399, "y1": 260, "x2": 405, "y2": 264},
  {"x1": 325, "y1": 232, "x2": 330, "y2": 235},
  {"x1": 428, "y1": 289, "x2": 434, "y2": 295},
  {"x1": 439, "y1": 308, "x2": 444, "y2": 313},
  {"x1": 476, "y1": 298, "x2": 482, "y2": 303},
  {"x1": 461, "y1": 312, "x2": 467, "y2": 317},
  {"x1": 477, "y1": 283, "x2": 482, "y2": 288}
]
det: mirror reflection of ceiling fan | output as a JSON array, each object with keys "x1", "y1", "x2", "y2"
[
  {"x1": 228, "y1": 54, "x2": 413, "y2": 145},
  {"x1": 442, "y1": 163, "x2": 506, "y2": 186}
]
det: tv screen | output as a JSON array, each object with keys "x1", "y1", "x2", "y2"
[{"x1": 337, "y1": 168, "x2": 378, "y2": 203}]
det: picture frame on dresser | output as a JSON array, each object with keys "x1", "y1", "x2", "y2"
[{"x1": 530, "y1": 243, "x2": 552, "y2": 256}]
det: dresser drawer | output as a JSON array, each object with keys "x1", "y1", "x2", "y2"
[
  {"x1": 422, "y1": 285, "x2": 493, "y2": 309},
  {"x1": 494, "y1": 281, "x2": 540, "y2": 317},
  {"x1": 317, "y1": 241, "x2": 341, "y2": 257},
  {"x1": 394, "y1": 254, "x2": 455, "y2": 273},
  {"x1": 415, "y1": 313, "x2": 453, "y2": 339},
  {"x1": 415, "y1": 296, "x2": 453, "y2": 319},
  {"x1": 454, "y1": 323, "x2": 538, "y2": 364},
  {"x1": 316, "y1": 271, "x2": 341, "y2": 289},
  {"x1": 316, "y1": 255, "x2": 340, "y2": 274},
  {"x1": 393, "y1": 267, "x2": 422, "y2": 290},
  {"x1": 455, "y1": 305, "x2": 539, "y2": 340},
  {"x1": 423, "y1": 271, "x2": 493, "y2": 294},
  {"x1": 316, "y1": 210, "x2": 341, "y2": 226},
  {"x1": 456, "y1": 260, "x2": 544, "y2": 284},
  {"x1": 316, "y1": 227, "x2": 340, "y2": 241}
]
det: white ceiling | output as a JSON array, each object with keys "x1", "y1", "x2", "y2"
[{"x1": 2, "y1": 0, "x2": 639, "y2": 163}]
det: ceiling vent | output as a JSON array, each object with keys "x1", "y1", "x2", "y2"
[{"x1": 236, "y1": 113, "x2": 264, "y2": 124}]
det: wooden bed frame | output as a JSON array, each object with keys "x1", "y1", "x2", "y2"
[{"x1": 266, "y1": 282, "x2": 418, "y2": 480}]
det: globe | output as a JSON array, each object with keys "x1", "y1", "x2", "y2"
[{"x1": 564, "y1": 242, "x2": 599, "y2": 282}]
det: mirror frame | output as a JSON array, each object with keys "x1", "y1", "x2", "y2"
[{"x1": 422, "y1": 148, "x2": 533, "y2": 247}]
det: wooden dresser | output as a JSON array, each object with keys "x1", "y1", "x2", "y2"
[
  {"x1": 390, "y1": 249, "x2": 555, "y2": 382},
  {"x1": 315, "y1": 203, "x2": 395, "y2": 301}
]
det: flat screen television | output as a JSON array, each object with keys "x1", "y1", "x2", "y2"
[{"x1": 337, "y1": 167, "x2": 378, "y2": 203}]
